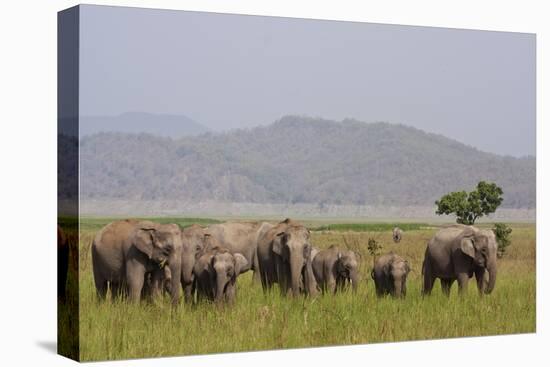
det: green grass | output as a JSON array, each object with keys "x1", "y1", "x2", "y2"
[
  {"x1": 78, "y1": 217, "x2": 222, "y2": 232},
  {"x1": 311, "y1": 222, "x2": 429, "y2": 232},
  {"x1": 68, "y1": 219, "x2": 536, "y2": 361}
]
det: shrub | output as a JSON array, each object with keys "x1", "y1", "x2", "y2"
[{"x1": 493, "y1": 223, "x2": 513, "y2": 258}]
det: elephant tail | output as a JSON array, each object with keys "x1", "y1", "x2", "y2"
[{"x1": 421, "y1": 246, "x2": 430, "y2": 276}]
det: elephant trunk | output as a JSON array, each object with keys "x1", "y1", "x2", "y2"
[
  {"x1": 303, "y1": 259, "x2": 318, "y2": 296},
  {"x1": 215, "y1": 272, "x2": 228, "y2": 303},
  {"x1": 393, "y1": 278, "x2": 403, "y2": 298},
  {"x1": 485, "y1": 259, "x2": 497, "y2": 294},
  {"x1": 289, "y1": 253, "x2": 304, "y2": 297},
  {"x1": 181, "y1": 255, "x2": 195, "y2": 287},
  {"x1": 168, "y1": 259, "x2": 182, "y2": 305}
]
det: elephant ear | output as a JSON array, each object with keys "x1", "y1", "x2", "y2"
[
  {"x1": 272, "y1": 232, "x2": 286, "y2": 256},
  {"x1": 234, "y1": 253, "x2": 248, "y2": 275},
  {"x1": 460, "y1": 236, "x2": 476, "y2": 259},
  {"x1": 134, "y1": 228, "x2": 156, "y2": 259}
]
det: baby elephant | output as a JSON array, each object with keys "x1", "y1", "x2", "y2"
[
  {"x1": 193, "y1": 247, "x2": 248, "y2": 304},
  {"x1": 312, "y1": 245, "x2": 360, "y2": 294},
  {"x1": 371, "y1": 253, "x2": 410, "y2": 298},
  {"x1": 392, "y1": 227, "x2": 403, "y2": 243},
  {"x1": 142, "y1": 266, "x2": 173, "y2": 300}
]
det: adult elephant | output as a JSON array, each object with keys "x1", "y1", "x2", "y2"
[
  {"x1": 422, "y1": 224, "x2": 497, "y2": 296},
  {"x1": 145, "y1": 224, "x2": 211, "y2": 302},
  {"x1": 392, "y1": 227, "x2": 403, "y2": 243},
  {"x1": 91, "y1": 219, "x2": 183, "y2": 304},
  {"x1": 193, "y1": 247, "x2": 248, "y2": 304},
  {"x1": 179, "y1": 224, "x2": 210, "y2": 301},
  {"x1": 257, "y1": 219, "x2": 317, "y2": 297},
  {"x1": 371, "y1": 253, "x2": 410, "y2": 298},
  {"x1": 312, "y1": 245, "x2": 360, "y2": 294},
  {"x1": 205, "y1": 221, "x2": 273, "y2": 281}
]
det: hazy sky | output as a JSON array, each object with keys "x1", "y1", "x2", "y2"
[{"x1": 79, "y1": 5, "x2": 535, "y2": 157}]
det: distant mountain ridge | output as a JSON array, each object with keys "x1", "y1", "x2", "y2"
[
  {"x1": 79, "y1": 112, "x2": 209, "y2": 137},
  {"x1": 79, "y1": 115, "x2": 535, "y2": 209}
]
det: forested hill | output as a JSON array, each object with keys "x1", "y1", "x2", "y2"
[
  {"x1": 79, "y1": 112, "x2": 209, "y2": 137},
  {"x1": 79, "y1": 116, "x2": 535, "y2": 209}
]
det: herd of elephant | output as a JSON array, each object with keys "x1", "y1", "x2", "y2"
[{"x1": 85, "y1": 218, "x2": 498, "y2": 306}]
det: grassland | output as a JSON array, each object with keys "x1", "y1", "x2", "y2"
[{"x1": 66, "y1": 218, "x2": 535, "y2": 361}]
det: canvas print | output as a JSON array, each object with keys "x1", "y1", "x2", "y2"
[{"x1": 57, "y1": 4, "x2": 536, "y2": 362}]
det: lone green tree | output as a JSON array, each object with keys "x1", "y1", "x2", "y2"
[{"x1": 435, "y1": 181, "x2": 504, "y2": 224}]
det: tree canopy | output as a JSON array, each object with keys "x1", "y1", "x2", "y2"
[{"x1": 435, "y1": 181, "x2": 504, "y2": 224}]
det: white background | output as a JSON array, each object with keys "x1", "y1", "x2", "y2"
[{"x1": 0, "y1": 1, "x2": 547, "y2": 366}]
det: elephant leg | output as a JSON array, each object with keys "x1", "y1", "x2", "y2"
[
  {"x1": 95, "y1": 280, "x2": 108, "y2": 301},
  {"x1": 475, "y1": 268, "x2": 488, "y2": 295},
  {"x1": 182, "y1": 282, "x2": 193, "y2": 303},
  {"x1": 335, "y1": 277, "x2": 343, "y2": 293},
  {"x1": 126, "y1": 270, "x2": 146, "y2": 302},
  {"x1": 375, "y1": 283, "x2": 383, "y2": 298},
  {"x1": 440, "y1": 279, "x2": 454, "y2": 297},
  {"x1": 93, "y1": 268, "x2": 108, "y2": 301},
  {"x1": 225, "y1": 282, "x2": 236, "y2": 304},
  {"x1": 422, "y1": 264, "x2": 435, "y2": 296},
  {"x1": 194, "y1": 281, "x2": 204, "y2": 303},
  {"x1": 337, "y1": 277, "x2": 348, "y2": 292},
  {"x1": 259, "y1": 270, "x2": 268, "y2": 292},
  {"x1": 324, "y1": 266, "x2": 337, "y2": 294},
  {"x1": 252, "y1": 252, "x2": 261, "y2": 283},
  {"x1": 252, "y1": 270, "x2": 261, "y2": 283},
  {"x1": 111, "y1": 281, "x2": 128, "y2": 300},
  {"x1": 279, "y1": 262, "x2": 291, "y2": 296},
  {"x1": 456, "y1": 273, "x2": 470, "y2": 295},
  {"x1": 149, "y1": 270, "x2": 165, "y2": 299},
  {"x1": 326, "y1": 280, "x2": 336, "y2": 294}
]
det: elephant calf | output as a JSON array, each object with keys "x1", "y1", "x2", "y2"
[
  {"x1": 312, "y1": 245, "x2": 360, "y2": 294},
  {"x1": 142, "y1": 266, "x2": 173, "y2": 300},
  {"x1": 371, "y1": 253, "x2": 410, "y2": 298},
  {"x1": 392, "y1": 227, "x2": 403, "y2": 243},
  {"x1": 193, "y1": 246, "x2": 248, "y2": 304}
]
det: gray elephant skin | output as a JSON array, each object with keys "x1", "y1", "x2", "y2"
[
  {"x1": 193, "y1": 246, "x2": 248, "y2": 304},
  {"x1": 392, "y1": 227, "x2": 403, "y2": 243},
  {"x1": 91, "y1": 219, "x2": 183, "y2": 304},
  {"x1": 371, "y1": 253, "x2": 410, "y2": 298},
  {"x1": 422, "y1": 224, "x2": 497, "y2": 296},
  {"x1": 142, "y1": 265, "x2": 172, "y2": 300},
  {"x1": 205, "y1": 221, "x2": 272, "y2": 281},
  {"x1": 312, "y1": 245, "x2": 360, "y2": 294},
  {"x1": 257, "y1": 219, "x2": 317, "y2": 297},
  {"x1": 179, "y1": 224, "x2": 210, "y2": 301},
  {"x1": 145, "y1": 224, "x2": 211, "y2": 302}
]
